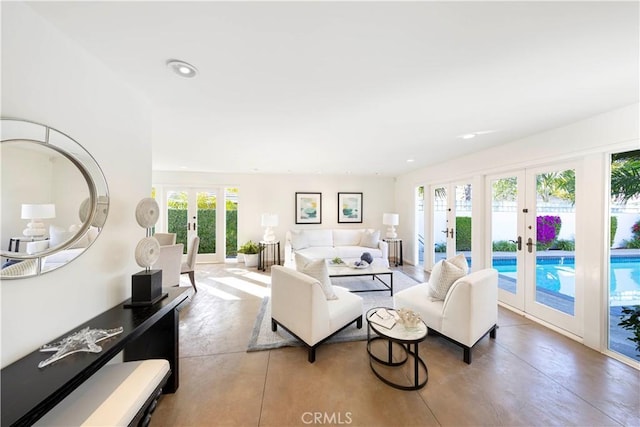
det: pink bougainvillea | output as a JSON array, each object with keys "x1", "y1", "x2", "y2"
[{"x1": 537, "y1": 215, "x2": 562, "y2": 249}]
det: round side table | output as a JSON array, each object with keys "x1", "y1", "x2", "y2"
[{"x1": 366, "y1": 307, "x2": 428, "y2": 390}]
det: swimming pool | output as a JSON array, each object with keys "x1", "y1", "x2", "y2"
[{"x1": 492, "y1": 255, "x2": 640, "y2": 306}]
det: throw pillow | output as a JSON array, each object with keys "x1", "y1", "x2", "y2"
[
  {"x1": 290, "y1": 230, "x2": 309, "y2": 250},
  {"x1": 447, "y1": 253, "x2": 469, "y2": 275},
  {"x1": 297, "y1": 258, "x2": 338, "y2": 300},
  {"x1": 428, "y1": 259, "x2": 466, "y2": 300},
  {"x1": 359, "y1": 229, "x2": 380, "y2": 248}
]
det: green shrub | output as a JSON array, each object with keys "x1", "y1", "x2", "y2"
[
  {"x1": 434, "y1": 242, "x2": 447, "y2": 252},
  {"x1": 492, "y1": 240, "x2": 517, "y2": 252},
  {"x1": 610, "y1": 216, "x2": 618, "y2": 247},
  {"x1": 456, "y1": 217, "x2": 472, "y2": 251},
  {"x1": 553, "y1": 239, "x2": 575, "y2": 251}
]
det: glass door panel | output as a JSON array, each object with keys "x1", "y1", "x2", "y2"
[
  {"x1": 608, "y1": 149, "x2": 640, "y2": 361},
  {"x1": 533, "y1": 169, "x2": 576, "y2": 316},
  {"x1": 524, "y1": 164, "x2": 580, "y2": 335},
  {"x1": 196, "y1": 191, "x2": 216, "y2": 256},
  {"x1": 432, "y1": 185, "x2": 448, "y2": 266},
  {"x1": 167, "y1": 190, "x2": 188, "y2": 251},
  {"x1": 431, "y1": 182, "x2": 473, "y2": 269},
  {"x1": 455, "y1": 184, "x2": 472, "y2": 268},
  {"x1": 489, "y1": 173, "x2": 525, "y2": 310}
]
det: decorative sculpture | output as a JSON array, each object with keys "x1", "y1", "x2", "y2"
[
  {"x1": 126, "y1": 197, "x2": 166, "y2": 307},
  {"x1": 38, "y1": 326, "x2": 123, "y2": 368}
]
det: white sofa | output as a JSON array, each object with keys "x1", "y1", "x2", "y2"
[
  {"x1": 284, "y1": 228, "x2": 388, "y2": 267},
  {"x1": 394, "y1": 268, "x2": 498, "y2": 364},
  {"x1": 270, "y1": 265, "x2": 363, "y2": 362}
]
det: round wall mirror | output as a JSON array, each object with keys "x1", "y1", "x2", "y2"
[{"x1": 1, "y1": 118, "x2": 109, "y2": 278}]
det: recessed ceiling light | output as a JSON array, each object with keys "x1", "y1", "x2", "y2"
[
  {"x1": 407, "y1": 159, "x2": 415, "y2": 163},
  {"x1": 458, "y1": 130, "x2": 497, "y2": 140},
  {"x1": 166, "y1": 59, "x2": 198, "y2": 78}
]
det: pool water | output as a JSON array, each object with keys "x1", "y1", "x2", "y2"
[{"x1": 492, "y1": 256, "x2": 640, "y2": 306}]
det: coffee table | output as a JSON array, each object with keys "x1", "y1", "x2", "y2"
[
  {"x1": 366, "y1": 307, "x2": 428, "y2": 390},
  {"x1": 327, "y1": 261, "x2": 393, "y2": 295}
]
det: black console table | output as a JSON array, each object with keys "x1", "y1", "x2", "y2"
[{"x1": 1, "y1": 287, "x2": 189, "y2": 427}]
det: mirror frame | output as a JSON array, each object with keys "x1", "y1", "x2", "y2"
[{"x1": 1, "y1": 118, "x2": 109, "y2": 278}]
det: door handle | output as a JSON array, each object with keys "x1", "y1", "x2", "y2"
[
  {"x1": 188, "y1": 222, "x2": 191, "y2": 231},
  {"x1": 509, "y1": 236, "x2": 522, "y2": 251},
  {"x1": 526, "y1": 237, "x2": 533, "y2": 253},
  {"x1": 449, "y1": 228, "x2": 454, "y2": 239}
]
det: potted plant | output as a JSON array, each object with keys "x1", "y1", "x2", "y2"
[
  {"x1": 618, "y1": 305, "x2": 640, "y2": 356},
  {"x1": 238, "y1": 240, "x2": 260, "y2": 267}
]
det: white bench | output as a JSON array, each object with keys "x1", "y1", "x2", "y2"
[{"x1": 35, "y1": 359, "x2": 170, "y2": 427}]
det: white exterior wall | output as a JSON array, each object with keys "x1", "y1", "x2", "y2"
[{"x1": 1, "y1": 3, "x2": 152, "y2": 366}]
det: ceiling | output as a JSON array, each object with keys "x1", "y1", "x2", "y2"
[{"x1": 26, "y1": 1, "x2": 639, "y2": 176}]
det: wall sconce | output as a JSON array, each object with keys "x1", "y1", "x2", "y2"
[
  {"x1": 261, "y1": 213, "x2": 279, "y2": 242},
  {"x1": 382, "y1": 213, "x2": 399, "y2": 239},
  {"x1": 21, "y1": 204, "x2": 56, "y2": 237}
]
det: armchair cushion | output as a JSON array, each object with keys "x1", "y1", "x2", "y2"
[
  {"x1": 295, "y1": 254, "x2": 337, "y2": 300},
  {"x1": 428, "y1": 259, "x2": 466, "y2": 300}
]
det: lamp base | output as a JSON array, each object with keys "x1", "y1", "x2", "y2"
[
  {"x1": 124, "y1": 270, "x2": 167, "y2": 308},
  {"x1": 385, "y1": 226, "x2": 397, "y2": 239}
]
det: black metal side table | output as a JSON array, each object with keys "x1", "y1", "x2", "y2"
[
  {"x1": 258, "y1": 240, "x2": 281, "y2": 271},
  {"x1": 366, "y1": 307, "x2": 428, "y2": 390},
  {"x1": 384, "y1": 238, "x2": 403, "y2": 266}
]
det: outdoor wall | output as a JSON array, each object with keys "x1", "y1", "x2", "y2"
[
  {"x1": 1, "y1": 3, "x2": 152, "y2": 366},
  {"x1": 152, "y1": 171, "x2": 395, "y2": 259}
]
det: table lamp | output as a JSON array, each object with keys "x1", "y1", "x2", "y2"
[
  {"x1": 21, "y1": 204, "x2": 56, "y2": 237},
  {"x1": 383, "y1": 213, "x2": 399, "y2": 239},
  {"x1": 261, "y1": 213, "x2": 278, "y2": 242}
]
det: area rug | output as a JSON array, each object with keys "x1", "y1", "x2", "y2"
[{"x1": 246, "y1": 271, "x2": 421, "y2": 352}]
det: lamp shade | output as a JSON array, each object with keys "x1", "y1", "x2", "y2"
[
  {"x1": 382, "y1": 213, "x2": 399, "y2": 226},
  {"x1": 261, "y1": 213, "x2": 279, "y2": 227},
  {"x1": 21, "y1": 204, "x2": 56, "y2": 219}
]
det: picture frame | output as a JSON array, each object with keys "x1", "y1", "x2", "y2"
[
  {"x1": 337, "y1": 192, "x2": 363, "y2": 223},
  {"x1": 295, "y1": 192, "x2": 322, "y2": 224}
]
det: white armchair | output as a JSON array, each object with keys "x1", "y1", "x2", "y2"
[
  {"x1": 151, "y1": 243, "x2": 183, "y2": 287},
  {"x1": 394, "y1": 268, "x2": 498, "y2": 364},
  {"x1": 270, "y1": 266, "x2": 364, "y2": 363}
]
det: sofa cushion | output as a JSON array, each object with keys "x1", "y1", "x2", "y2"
[
  {"x1": 295, "y1": 254, "x2": 338, "y2": 300},
  {"x1": 333, "y1": 229, "x2": 362, "y2": 246},
  {"x1": 428, "y1": 259, "x2": 466, "y2": 300},
  {"x1": 304, "y1": 229, "x2": 333, "y2": 247},
  {"x1": 359, "y1": 229, "x2": 380, "y2": 248},
  {"x1": 290, "y1": 230, "x2": 309, "y2": 250},
  {"x1": 297, "y1": 247, "x2": 338, "y2": 260}
]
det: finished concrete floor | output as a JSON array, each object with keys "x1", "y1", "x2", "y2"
[{"x1": 151, "y1": 263, "x2": 640, "y2": 427}]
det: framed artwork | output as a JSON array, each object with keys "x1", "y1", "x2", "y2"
[
  {"x1": 338, "y1": 192, "x2": 363, "y2": 223},
  {"x1": 295, "y1": 192, "x2": 322, "y2": 224}
]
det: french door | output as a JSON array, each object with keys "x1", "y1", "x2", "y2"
[
  {"x1": 165, "y1": 188, "x2": 224, "y2": 263},
  {"x1": 488, "y1": 162, "x2": 582, "y2": 336},
  {"x1": 430, "y1": 181, "x2": 473, "y2": 268}
]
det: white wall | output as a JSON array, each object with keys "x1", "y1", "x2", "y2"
[
  {"x1": 1, "y1": 3, "x2": 152, "y2": 366},
  {"x1": 152, "y1": 171, "x2": 395, "y2": 257},
  {"x1": 395, "y1": 103, "x2": 639, "y2": 353}
]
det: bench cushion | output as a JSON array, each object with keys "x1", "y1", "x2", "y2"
[{"x1": 35, "y1": 359, "x2": 170, "y2": 427}]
